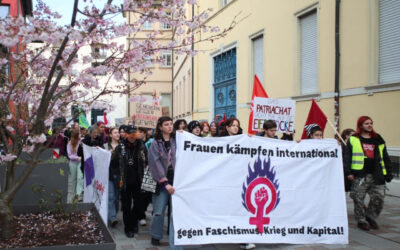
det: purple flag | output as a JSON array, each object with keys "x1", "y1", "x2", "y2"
[{"x1": 84, "y1": 156, "x2": 95, "y2": 187}]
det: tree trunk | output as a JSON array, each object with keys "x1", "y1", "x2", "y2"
[{"x1": 0, "y1": 197, "x2": 15, "y2": 240}]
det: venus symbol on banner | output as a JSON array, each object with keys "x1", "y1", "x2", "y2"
[{"x1": 242, "y1": 157, "x2": 280, "y2": 233}]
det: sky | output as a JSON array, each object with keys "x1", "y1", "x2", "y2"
[{"x1": 33, "y1": 0, "x2": 125, "y2": 25}]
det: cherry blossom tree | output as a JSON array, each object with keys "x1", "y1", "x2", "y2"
[{"x1": 0, "y1": 0, "x2": 238, "y2": 239}]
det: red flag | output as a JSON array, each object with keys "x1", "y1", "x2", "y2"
[
  {"x1": 53, "y1": 149, "x2": 60, "y2": 159},
  {"x1": 301, "y1": 99, "x2": 327, "y2": 139},
  {"x1": 218, "y1": 113, "x2": 227, "y2": 126},
  {"x1": 103, "y1": 112, "x2": 109, "y2": 125},
  {"x1": 248, "y1": 75, "x2": 268, "y2": 134}
]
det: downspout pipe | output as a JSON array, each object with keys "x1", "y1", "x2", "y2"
[
  {"x1": 171, "y1": 30, "x2": 174, "y2": 119},
  {"x1": 191, "y1": 4, "x2": 195, "y2": 118},
  {"x1": 334, "y1": 0, "x2": 341, "y2": 130},
  {"x1": 127, "y1": 9, "x2": 131, "y2": 119}
]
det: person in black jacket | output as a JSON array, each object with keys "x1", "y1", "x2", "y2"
[
  {"x1": 343, "y1": 116, "x2": 393, "y2": 231},
  {"x1": 117, "y1": 125, "x2": 147, "y2": 238}
]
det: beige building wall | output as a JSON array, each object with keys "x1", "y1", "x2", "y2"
[
  {"x1": 126, "y1": 10, "x2": 173, "y2": 120},
  {"x1": 192, "y1": 0, "x2": 400, "y2": 155},
  {"x1": 172, "y1": 4, "x2": 193, "y2": 122}
]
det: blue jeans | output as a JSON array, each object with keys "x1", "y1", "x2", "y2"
[
  {"x1": 108, "y1": 175, "x2": 120, "y2": 222},
  {"x1": 151, "y1": 189, "x2": 182, "y2": 250}
]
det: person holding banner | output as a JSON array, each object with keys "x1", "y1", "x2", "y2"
[
  {"x1": 148, "y1": 116, "x2": 182, "y2": 250},
  {"x1": 119, "y1": 125, "x2": 148, "y2": 238},
  {"x1": 307, "y1": 125, "x2": 324, "y2": 139},
  {"x1": 104, "y1": 127, "x2": 121, "y2": 227},
  {"x1": 200, "y1": 121, "x2": 211, "y2": 137},
  {"x1": 220, "y1": 117, "x2": 256, "y2": 250},
  {"x1": 219, "y1": 117, "x2": 240, "y2": 137},
  {"x1": 344, "y1": 116, "x2": 393, "y2": 231},
  {"x1": 187, "y1": 120, "x2": 201, "y2": 136},
  {"x1": 256, "y1": 120, "x2": 278, "y2": 139}
]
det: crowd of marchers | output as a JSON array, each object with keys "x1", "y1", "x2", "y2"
[{"x1": 47, "y1": 114, "x2": 393, "y2": 250}]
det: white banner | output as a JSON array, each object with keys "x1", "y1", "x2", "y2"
[
  {"x1": 252, "y1": 97, "x2": 296, "y2": 133},
  {"x1": 173, "y1": 132, "x2": 348, "y2": 245},
  {"x1": 83, "y1": 144, "x2": 111, "y2": 225}
]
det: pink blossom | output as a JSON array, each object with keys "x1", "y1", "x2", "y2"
[
  {"x1": 0, "y1": 154, "x2": 17, "y2": 163},
  {"x1": 0, "y1": 0, "x2": 229, "y2": 168}
]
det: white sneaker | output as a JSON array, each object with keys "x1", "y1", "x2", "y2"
[
  {"x1": 240, "y1": 243, "x2": 256, "y2": 249},
  {"x1": 139, "y1": 219, "x2": 146, "y2": 226}
]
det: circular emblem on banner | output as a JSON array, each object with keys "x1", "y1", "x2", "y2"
[{"x1": 245, "y1": 177, "x2": 277, "y2": 215}]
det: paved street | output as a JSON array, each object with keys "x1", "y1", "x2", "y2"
[{"x1": 102, "y1": 180, "x2": 400, "y2": 250}]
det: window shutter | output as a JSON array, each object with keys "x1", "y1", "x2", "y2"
[
  {"x1": 300, "y1": 11, "x2": 318, "y2": 95},
  {"x1": 253, "y1": 35, "x2": 264, "y2": 84},
  {"x1": 379, "y1": 0, "x2": 400, "y2": 84}
]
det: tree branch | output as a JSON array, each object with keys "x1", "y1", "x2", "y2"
[{"x1": 71, "y1": 0, "x2": 79, "y2": 27}]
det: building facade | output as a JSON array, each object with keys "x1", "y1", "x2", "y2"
[
  {"x1": 28, "y1": 37, "x2": 128, "y2": 127},
  {"x1": 172, "y1": 4, "x2": 193, "y2": 122},
  {"x1": 0, "y1": 0, "x2": 32, "y2": 85},
  {"x1": 192, "y1": 0, "x2": 399, "y2": 167},
  {"x1": 125, "y1": 7, "x2": 173, "y2": 120}
]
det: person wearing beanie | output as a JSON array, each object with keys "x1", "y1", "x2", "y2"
[
  {"x1": 343, "y1": 116, "x2": 393, "y2": 231},
  {"x1": 307, "y1": 124, "x2": 323, "y2": 139},
  {"x1": 187, "y1": 120, "x2": 201, "y2": 136}
]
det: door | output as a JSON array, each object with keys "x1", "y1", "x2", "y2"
[{"x1": 213, "y1": 48, "x2": 236, "y2": 122}]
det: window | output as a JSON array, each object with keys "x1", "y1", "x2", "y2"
[
  {"x1": 161, "y1": 93, "x2": 171, "y2": 116},
  {"x1": 144, "y1": 55, "x2": 153, "y2": 67},
  {"x1": 252, "y1": 35, "x2": 264, "y2": 84},
  {"x1": 91, "y1": 109, "x2": 104, "y2": 126},
  {"x1": 0, "y1": 5, "x2": 9, "y2": 19},
  {"x1": 162, "y1": 12, "x2": 172, "y2": 30},
  {"x1": 0, "y1": 45, "x2": 8, "y2": 85},
  {"x1": 379, "y1": 0, "x2": 400, "y2": 84},
  {"x1": 299, "y1": 10, "x2": 318, "y2": 95},
  {"x1": 142, "y1": 20, "x2": 153, "y2": 30},
  {"x1": 161, "y1": 51, "x2": 172, "y2": 67},
  {"x1": 91, "y1": 45, "x2": 107, "y2": 59}
]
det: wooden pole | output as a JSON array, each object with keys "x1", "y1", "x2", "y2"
[{"x1": 326, "y1": 118, "x2": 346, "y2": 146}]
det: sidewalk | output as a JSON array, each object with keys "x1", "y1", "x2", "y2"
[
  {"x1": 107, "y1": 194, "x2": 400, "y2": 250},
  {"x1": 386, "y1": 179, "x2": 400, "y2": 197}
]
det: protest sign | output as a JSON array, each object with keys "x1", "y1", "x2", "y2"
[
  {"x1": 173, "y1": 132, "x2": 348, "y2": 245},
  {"x1": 162, "y1": 106, "x2": 170, "y2": 117},
  {"x1": 252, "y1": 97, "x2": 296, "y2": 133},
  {"x1": 131, "y1": 102, "x2": 162, "y2": 128},
  {"x1": 83, "y1": 144, "x2": 111, "y2": 225}
]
